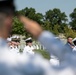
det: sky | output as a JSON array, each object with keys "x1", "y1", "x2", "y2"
[{"x1": 15, "y1": 0, "x2": 76, "y2": 21}]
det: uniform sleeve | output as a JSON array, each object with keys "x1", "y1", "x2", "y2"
[
  {"x1": 23, "y1": 46, "x2": 30, "y2": 54},
  {"x1": 38, "y1": 31, "x2": 67, "y2": 60}
]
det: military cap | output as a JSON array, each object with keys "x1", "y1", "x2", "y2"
[{"x1": 25, "y1": 37, "x2": 33, "y2": 43}]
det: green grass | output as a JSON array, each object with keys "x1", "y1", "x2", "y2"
[{"x1": 34, "y1": 50, "x2": 50, "y2": 60}]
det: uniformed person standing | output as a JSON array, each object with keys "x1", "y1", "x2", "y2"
[{"x1": 23, "y1": 38, "x2": 35, "y2": 55}]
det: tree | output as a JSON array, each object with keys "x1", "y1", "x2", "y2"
[
  {"x1": 52, "y1": 25, "x2": 59, "y2": 35},
  {"x1": 64, "y1": 26, "x2": 76, "y2": 38},
  {"x1": 70, "y1": 8, "x2": 76, "y2": 30},
  {"x1": 12, "y1": 17, "x2": 25, "y2": 35},
  {"x1": 43, "y1": 20, "x2": 52, "y2": 31},
  {"x1": 12, "y1": 7, "x2": 44, "y2": 36},
  {"x1": 45, "y1": 8, "x2": 67, "y2": 33},
  {"x1": 12, "y1": 16, "x2": 32, "y2": 37},
  {"x1": 17, "y1": 7, "x2": 44, "y2": 25}
]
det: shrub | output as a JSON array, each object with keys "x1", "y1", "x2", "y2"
[{"x1": 34, "y1": 50, "x2": 50, "y2": 60}]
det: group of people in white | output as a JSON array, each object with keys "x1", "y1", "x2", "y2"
[
  {"x1": 7, "y1": 37, "x2": 36, "y2": 55},
  {"x1": 7, "y1": 36, "x2": 76, "y2": 66}
]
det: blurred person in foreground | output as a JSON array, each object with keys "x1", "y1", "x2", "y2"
[
  {"x1": 0, "y1": 0, "x2": 15, "y2": 48},
  {"x1": 0, "y1": 0, "x2": 20, "y2": 75},
  {"x1": 50, "y1": 37, "x2": 60, "y2": 66}
]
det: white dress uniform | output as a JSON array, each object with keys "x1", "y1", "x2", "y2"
[
  {"x1": 9, "y1": 46, "x2": 19, "y2": 54},
  {"x1": 23, "y1": 37, "x2": 35, "y2": 55},
  {"x1": 23, "y1": 45, "x2": 35, "y2": 55},
  {"x1": 72, "y1": 38, "x2": 76, "y2": 51}
]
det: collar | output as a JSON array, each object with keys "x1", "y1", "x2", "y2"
[{"x1": 68, "y1": 42, "x2": 75, "y2": 46}]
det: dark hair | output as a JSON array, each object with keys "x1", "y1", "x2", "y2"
[
  {"x1": 0, "y1": 0, "x2": 15, "y2": 15},
  {"x1": 67, "y1": 36, "x2": 72, "y2": 39},
  {"x1": 0, "y1": 0, "x2": 15, "y2": 27}
]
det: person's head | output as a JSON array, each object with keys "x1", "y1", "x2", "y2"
[
  {"x1": 25, "y1": 38, "x2": 33, "y2": 46},
  {"x1": 0, "y1": 0, "x2": 15, "y2": 39},
  {"x1": 26, "y1": 41, "x2": 33, "y2": 46},
  {"x1": 67, "y1": 36, "x2": 73, "y2": 44}
]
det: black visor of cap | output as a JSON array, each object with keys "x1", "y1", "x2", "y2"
[{"x1": 25, "y1": 40, "x2": 32, "y2": 43}]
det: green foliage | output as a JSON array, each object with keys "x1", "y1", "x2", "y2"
[
  {"x1": 43, "y1": 21, "x2": 52, "y2": 31},
  {"x1": 12, "y1": 17, "x2": 25, "y2": 35},
  {"x1": 34, "y1": 50, "x2": 50, "y2": 60},
  {"x1": 70, "y1": 8, "x2": 76, "y2": 30},
  {"x1": 64, "y1": 26, "x2": 76, "y2": 38},
  {"x1": 12, "y1": 7, "x2": 44, "y2": 37},
  {"x1": 45, "y1": 8, "x2": 67, "y2": 29},
  {"x1": 52, "y1": 25, "x2": 59, "y2": 35},
  {"x1": 17, "y1": 7, "x2": 44, "y2": 25},
  {"x1": 44, "y1": 8, "x2": 68, "y2": 33},
  {"x1": 12, "y1": 7, "x2": 76, "y2": 38}
]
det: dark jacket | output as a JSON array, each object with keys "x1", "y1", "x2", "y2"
[{"x1": 65, "y1": 43, "x2": 74, "y2": 52}]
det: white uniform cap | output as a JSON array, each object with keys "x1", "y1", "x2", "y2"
[
  {"x1": 73, "y1": 38, "x2": 76, "y2": 42},
  {"x1": 25, "y1": 37, "x2": 32, "y2": 42}
]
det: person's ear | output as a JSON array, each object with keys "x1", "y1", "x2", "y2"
[{"x1": 4, "y1": 16, "x2": 13, "y2": 27}]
